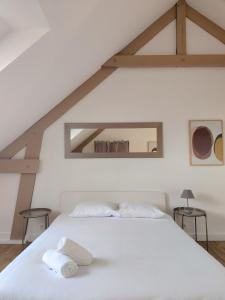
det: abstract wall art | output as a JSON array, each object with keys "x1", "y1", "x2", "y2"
[{"x1": 189, "y1": 120, "x2": 224, "y2": 166}]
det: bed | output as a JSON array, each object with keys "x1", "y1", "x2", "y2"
[{"x1": 1, "y1": 191, "x2": 225, "y2": 300}]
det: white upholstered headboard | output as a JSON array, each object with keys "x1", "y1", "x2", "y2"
[{"x1": 59, "y1": 191, "x2": 168, "y2": 214}]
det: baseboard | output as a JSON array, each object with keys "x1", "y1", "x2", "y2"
[
  {"x1": 0, "y1": 231, "x2": 41, "y2": 244},
  {"x1": 189, "y1": 232, "x2": 225, "y2": 241},
  {"x1": 0, "y1": 240, "x2": 22, "y2": 244},
  {"x1": 0, "y1": 232, "x2": 22, "y2": 244}
]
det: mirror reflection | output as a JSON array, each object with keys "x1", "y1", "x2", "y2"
[
  {"x1": 70, "y1": 128, "x2": 157, "y2": 153},
  {"x1": 65, "y1": 123, "x2": 163, "y2": 158}
]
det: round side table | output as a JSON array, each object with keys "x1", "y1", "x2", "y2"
[
  {"x1": 173, "y1": 207, "x2": 208, "y2": 251},
  {"x1": 19, "y1": 208, "x2": 51, "y2": 244}
]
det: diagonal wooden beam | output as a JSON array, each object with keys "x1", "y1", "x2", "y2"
[
  {"x1": 0, "y1": 5, "x2": 176, "y2": 161},
  {"x1": 0, "y1": 137, "x2": 27, "y2": 159},
  {"x1": 119, "y1": 6, "x2": 176, "y2": 55},
  {"x1": 10, "y1": 131, "x2": 44, "y2": 240},
  {"x1": 176, "y1": 0, "x2": 186, "y2": 54},
  {"x1": 0, "y1": 131, "x2": 41, "y2": 159},
  {"x1": 0, "y1": 159, "x2": 39, "y2": 174},
  {"x1": 72, "y1": 129, "x2": 104, "y2": 152},
  {"x1": 186, "y1": 4, "x2": 225, "y2": 45},
  {"x1": 103, "y1": 55, "x2": 225, "y2": 68},
  {"x1": 0, "y1": 69, "x2": 115, "y2": 159},
  {"x1": 5, "y1": 4, "x2": 176, "y2": 240}
]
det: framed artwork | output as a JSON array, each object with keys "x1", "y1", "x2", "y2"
[{"x1": 189, "y1": 120, "x2": 224, "y2": 166}]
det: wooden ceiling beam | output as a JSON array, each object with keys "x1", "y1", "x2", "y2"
[
  {"x1": 10, "y1": 132, "x2": 43, "y2": 240},
  {"x1": 5, "y1": 3, "x2": 176, "y2": 240},
  {"x1": 186, "y1": 4, "x2": 225, "y2": 45},
  {"x1": 103, "y1": 55, "x2": 225, "y2": 68},
  {"x1": 0, "y1": 70, "x2": 115, "y2": 159},
  {"x1": 176, "y1": 0, "x2": 186, "y2": 54},
  {"x1": 0, "y1": 159, "x2": 39, "y2": 174},
  {"x1": 3, "y1": 0, "x2": 225, "y2": 240},
  {"x1": 0, "y1": 5, "x2": 176, "y2": 160},
  {"x1": 0, "y1": 130, "x2": 43, "y2": 159}
]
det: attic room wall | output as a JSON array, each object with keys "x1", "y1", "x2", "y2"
[
  {"x1": 1, "y1": 0, "x2": 225, "y2": 242},
  {"x1": 30, "y1": 19, "x2": 225, "y2": 240},
  {"x1": 29, "y1": 67, "x2": 225, "y2": 240}
]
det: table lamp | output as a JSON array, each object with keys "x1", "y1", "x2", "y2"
[{"x1": 181, "y1": 189, "x2": 195, "y2": 209}]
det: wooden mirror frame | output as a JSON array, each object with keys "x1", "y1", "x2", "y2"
[{"x1": 64, "y1": 122, "x2": 163, "y2": 158}]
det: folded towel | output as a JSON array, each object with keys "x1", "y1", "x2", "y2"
[
  {"x1": 57, "y1": 237, "x2": 93, "y2": 266},
  {"x1": 42, "y1": 249, "x2": 78, "y2": 278}
]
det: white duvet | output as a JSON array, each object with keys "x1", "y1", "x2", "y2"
[{"x1": 1, "y1": 214, "x2": 225, "y2": 300}]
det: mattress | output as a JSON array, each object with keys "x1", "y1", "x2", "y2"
[{"x1": 1, "y1": 214, "x2": 225, "y2": 300}]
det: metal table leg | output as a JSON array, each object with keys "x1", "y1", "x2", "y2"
[
  {"x1": 45, "y1": 215, "x2": 50, "y2": 229},
  {"x1": 22, "y1": 217, "x2": 29, "y2": 245},
  {"x1": 195, "y1": 217, "x2": 197, "y2": 241},
  {"x1": 173, "y1": 211, "x2": 176, "y2": 221},
  {"x1": 182, "y1": 215, "x2": 184, "y2": 229},
  {"x1": 205, "y1": 215, "x2": 209, "y2": 251}
]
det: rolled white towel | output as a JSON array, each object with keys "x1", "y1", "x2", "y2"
[
  {"x1": 42, "y1": 249, "x2": 78, "y2": 278},
  {"x1": 57, "y1": 237, "x2": 93, "y2": 266}
]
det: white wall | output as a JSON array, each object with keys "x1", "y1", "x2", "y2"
[
  {"x1": 29, "y1": 67, "x2": 225, "y2": 241},
  {"x1": 1, "y1": 0, "x2": 225, "y2": 242}
]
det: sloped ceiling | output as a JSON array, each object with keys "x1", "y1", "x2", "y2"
[
  {"x1": 0, "y1": 0, "x2": 49, "y2": 71},
  {"x1": 0, "y1": 0, "x2": 225, "y2": 150}
]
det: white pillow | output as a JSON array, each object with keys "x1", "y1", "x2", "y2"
[
  {"x1": 69, "y1": 200, "x2": 119, "y2": 217},
  {"x1": 118, "y1": 201, "x2": 165, "y2": 218}
]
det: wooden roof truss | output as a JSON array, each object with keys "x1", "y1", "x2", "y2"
[{"x1": 0, "y1": 0, "x2": 225, "y2": 239}]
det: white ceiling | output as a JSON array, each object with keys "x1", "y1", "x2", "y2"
[
  {"x1": 0, "y1": 0, "x2": 225, "y2": 150},
  {"x1": 0, "y1": 0, "x2": 49, "y2": 71}
]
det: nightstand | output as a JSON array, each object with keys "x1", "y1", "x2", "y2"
[
  {"x1": 173, "y1": 207, "x2": 208, "y2": 251},
  {"x1": 19, "y1": 208, "x2": 51, "y2": 245}
]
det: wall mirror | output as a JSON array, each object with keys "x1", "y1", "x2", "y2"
[{"x1": 65, "y1": 122, "x2": 163, "y2": 158}]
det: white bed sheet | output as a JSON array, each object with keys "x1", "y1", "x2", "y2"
[{"x1": 1, "y1": 214, "x2": 225, "y2": 300}]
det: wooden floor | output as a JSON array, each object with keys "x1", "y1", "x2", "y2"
[
  {"x1": 199, "y1": 241, "x2": 225, "y2": 266},
  {"x1": 0, "y1": 242, "x2": 225, "y2": 272},
  {"x1": 0, "y1": 244, "x2": 25, "y2": 271}
]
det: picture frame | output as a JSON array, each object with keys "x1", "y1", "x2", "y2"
[{"x1": 189, "y1": 120, "x2": 224, "y2": 166}]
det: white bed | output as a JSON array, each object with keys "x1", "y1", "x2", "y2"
[{"x1": 1, "y1": 191, "x2": 225, "y2": 300}]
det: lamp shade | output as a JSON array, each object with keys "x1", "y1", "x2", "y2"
[{"x1": 181, "y1": 189, "x2": 195, "y2": 199}]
